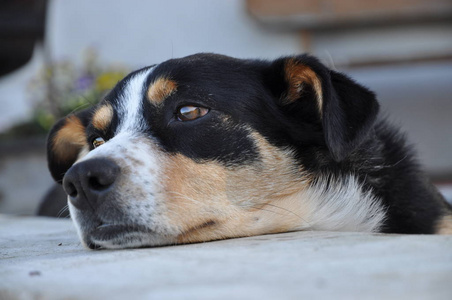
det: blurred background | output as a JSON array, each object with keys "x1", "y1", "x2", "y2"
[{"x1": 1, "y1": 0, "x2": 451, "y2": 215}]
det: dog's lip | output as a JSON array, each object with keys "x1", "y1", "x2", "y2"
[
  {"x1": 88, "y1": 223, "x2": 150, "y2": 244},
  {"x1": 96, "y1": 223, "x2": 118, "y2": 229},
  {"x1": 92, "y1": 223, "x2": 148, "y2": 235}
]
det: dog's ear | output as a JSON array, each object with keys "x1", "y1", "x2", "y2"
[
  {"x1": 265, "y1": 55, "x2": 379, "y2": 162},
  {"x1": 47, "y1": 108, "x2": 93, "y2": 183}
]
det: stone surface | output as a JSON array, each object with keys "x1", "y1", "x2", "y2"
[
  {"x1": 0, "y1": 152, "x2": 53, "y2": 215},
  {"x1": 1, "y1": 215, "x2": 451, "y2": 300}
]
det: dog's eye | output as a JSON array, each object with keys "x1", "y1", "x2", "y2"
[
  {"x1": 92, "y1": 137, "x2": 105, "y2": 148},
  {"x1": 177, "y1": 106, "x2": 209, "y2": 122}
]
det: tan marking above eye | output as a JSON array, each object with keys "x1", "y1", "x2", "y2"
[
  {"x1": 147, "y1": 77, "x2": 178, "y2": 104},
  {"x1": 92, "y1": 104, "x2": 113, "y2": 131},
  {"x1": 177, "y1": 106, "x2": 209, "y2": 121}
]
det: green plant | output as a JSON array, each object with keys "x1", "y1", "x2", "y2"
[{"x1": 2, "y1": 49, "x2": 129, "y2": 138}]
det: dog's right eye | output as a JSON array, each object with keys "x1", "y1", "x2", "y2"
[
  {"x1": 176, "y1": 105, "x2": 209, "y2": 122},
  {"x1": 92, "y1": 137, "x2": 105, "y2": 148}
]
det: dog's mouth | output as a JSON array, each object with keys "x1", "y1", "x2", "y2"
[
  {"x1": 86, "y1": 223, "x2": 155, "y2": 250},
  {"x1": 69, "y1": 204, "x2": 177, "y2": 249}
]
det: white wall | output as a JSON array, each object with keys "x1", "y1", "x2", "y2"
[
  {"x1": 47, "y1": 0, "x2": 302, "y2": 66},
  {"x1": 0, "y1": 0, "x2": 303, "y2": 131}
]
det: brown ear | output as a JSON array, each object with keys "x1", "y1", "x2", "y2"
[
  {"x1": 47, "y1": 109, "x2": 93, "y2": 183},
  {"x1": 268, "y1": 54, "x2": 379, "y2": 162}
]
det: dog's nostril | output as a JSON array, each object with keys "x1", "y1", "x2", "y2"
[
  {"x1": 65, "y1": 182, "x2": 78, "y2": 198},
  {"x1": 88, "y1": 176, "x2": 109, "y2": 191},
  {"x1": 87, "y1": 162, "x2": 119, "y2": 191}
]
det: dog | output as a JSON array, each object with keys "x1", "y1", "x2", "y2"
[{"x1": 46, "y1": 53, "x2": 452, "y2": 249}]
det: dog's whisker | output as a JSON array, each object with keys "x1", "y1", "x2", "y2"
[
  {"x1": 249, "y1": 206, "x2": 287, "y2": 217},
  {"x1": 56, "y1": 205, "x2": 69, "y2": 219},
  {"x1": 264, "y1": 203, "x2": 310, "y2": 225},
  {"x1": 66, "y1": 100, "x2": 92, "y2": 115},
  {"x1": 167, "y1": 191, "x2": 206, "y2": 205},
  {"x1": 243, "y1": 203, "x2": 311, "y2": 227}
]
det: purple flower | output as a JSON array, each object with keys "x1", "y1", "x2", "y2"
[{"x1": 75, "y1": 75, "x2": 94, "y2": 92}]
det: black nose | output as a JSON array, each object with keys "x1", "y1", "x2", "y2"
[{"x1": 63, "y1": 158, "x2": 120, "y2": 210}]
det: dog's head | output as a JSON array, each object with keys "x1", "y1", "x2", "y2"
[{"x1": 47, "y1": 53, "x2": 379, "y2": 249}]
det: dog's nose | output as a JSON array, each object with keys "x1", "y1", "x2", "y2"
[{"x1": 63, "y1": 158, "x2": 120, "y2": 210}]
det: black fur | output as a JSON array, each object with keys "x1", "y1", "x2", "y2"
[{"x1": 46, "y1": 53, "x2": 451, "y2": 234}]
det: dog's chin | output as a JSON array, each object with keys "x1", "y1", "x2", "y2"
[
  {"x1": 80, "y1": 223, "x2": 175, "y2": 250},
  {"x1": 68, "y1": 203, "x2": 175, "y2": 250},
  {"x1": 70, "y1": 220, "x2": 175, "y2": 250}
]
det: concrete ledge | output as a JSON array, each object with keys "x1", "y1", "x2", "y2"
[{"x1": 1, "y1": 215, "x2": 452, "y2": 300}]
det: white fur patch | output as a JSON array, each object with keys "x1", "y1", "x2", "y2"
[
  {"x1": 116, "y1": 67, "x2": 155, "y2": 133},
  {"x1": 297, "y1": 175, "x2": 386, "y2": 232}
]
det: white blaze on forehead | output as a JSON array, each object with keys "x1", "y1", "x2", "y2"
[{"x1": 116, "y1": 66, "x2": 156, "y2": 133}]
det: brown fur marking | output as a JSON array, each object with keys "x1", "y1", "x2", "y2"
[
  {"x1": 92, "y1": 104, "x2": 113, "y2": 131},
  {"x1": 52, "y1": 115, "x2": 87, "y2": 162},
  {"x1": 436, "y1": 215, "x2": 452, "y2": 235},
  {"x1": 284, "y1": 59, "x2": 323, "y2": 112},
  {"x1": 147, "y1": 77, "x2": 177, "y2": 104},
  {"x1": 159, "y1": 129, "x2": 312, "y2": 244}
]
